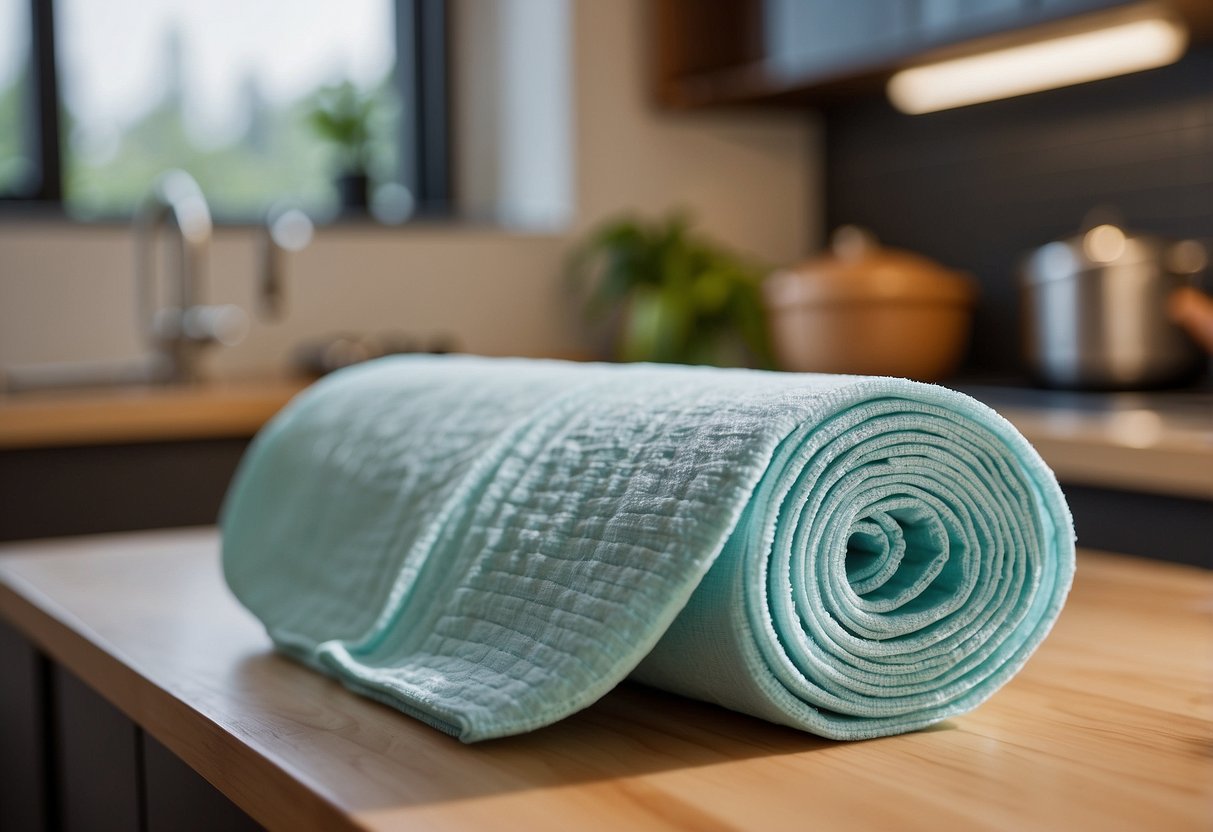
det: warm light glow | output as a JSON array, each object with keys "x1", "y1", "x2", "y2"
[
  {"x1": 1083, "y1": 224, "x2": 1126, "y2": 263},
  {"x1": 887, "y1": 15, "x2": 1188, "y2": 114}
]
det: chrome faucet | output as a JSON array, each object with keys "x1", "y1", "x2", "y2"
[
  {"x1": 1, "y1": 171, "x2": 310, "y2": 393},
  {"x1": 134, "y1": 170, "x2": 247, "y2": 384}
]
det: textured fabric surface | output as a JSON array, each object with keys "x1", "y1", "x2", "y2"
[{"x1": 221, "y1": 356, "x2": 1075, "y2": 742}]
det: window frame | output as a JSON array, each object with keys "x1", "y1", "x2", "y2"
[{"x1": 1, "y1": 0, "x2": 451, "y2": 219}]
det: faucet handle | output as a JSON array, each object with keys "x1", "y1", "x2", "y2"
[
  {"x1": 184, "y1": 304, "x2": 249, "y2": 346},
  {"x1": 259, "y1": 205, "x2": 314, "y2": 321},
  {"x1": 153, "y1": 304, "x2": 248, "y2": 347}
]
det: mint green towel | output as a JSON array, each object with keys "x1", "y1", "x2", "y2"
[{"x1": 221, "y1": 356, "x2": 1074, "y2": 742}]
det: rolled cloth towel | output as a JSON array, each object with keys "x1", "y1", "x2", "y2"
[{"x1": 222, "y1": 356, "x2": 1074, "y2": 742}]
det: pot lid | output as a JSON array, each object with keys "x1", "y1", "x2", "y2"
[
  {"x1": 766, "y1": 226, "x2": 975, "y2": 306},
  {"x1": 1023, "y1": 216, "x2": 1209, "y2": 285}
]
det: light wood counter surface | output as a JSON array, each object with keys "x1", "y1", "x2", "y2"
[
  {"x1": 0, "y1": 529, "x2": 1208, "y2": 831},
  {"x1": 0, "y1": 380, "x2": 308, "y2": 450},
  {"x1": 3, "y1": 373, "x2": 1209, "y2": 503}
]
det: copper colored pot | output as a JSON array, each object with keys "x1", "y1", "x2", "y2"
[{"x1": 764, "y1": 227, "x2": 976, "y2": 381}]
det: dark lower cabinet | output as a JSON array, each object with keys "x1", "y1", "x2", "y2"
[
  {"x1": 1063, "y1": 484, "x2": 1213, "y2": 569},
  {"x1": 142, "y1": 734, "x2": 260, "y2": 832},
  {"x1": 0, "y1": 622, "x2": 262, "y2": 832},
  {"x1": 53, "y1": 668, "x2": 142, "y2": 832},
  {"x1": 0, "y1": 619, "x2": 52, "y2": 832},
  {"x1": 0, "y1": 438, "x2": 250, "y2": 543}
]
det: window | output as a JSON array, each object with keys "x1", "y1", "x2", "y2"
[
  {"x1": 0, "y1": 0, "x2": 33, "y2": 195},
  {"x1": 0, "y1": 0, "x2": 449, "y2": 220}
]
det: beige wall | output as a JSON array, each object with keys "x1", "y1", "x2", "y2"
[{"x1": 0, "y1": 0, "x2": 819, "y2": 381}]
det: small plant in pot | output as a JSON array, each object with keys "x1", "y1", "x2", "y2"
[
  {"x1": 308, "y1": 81, "x2": 378, "y2": 213},
  {"x1": 567, "y1": 212, "x2": 774, "y2": 367}
]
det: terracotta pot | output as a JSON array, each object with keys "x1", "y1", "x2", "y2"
[{"x1": 764, "y1": 227, "x2": 976, "y2": 381}]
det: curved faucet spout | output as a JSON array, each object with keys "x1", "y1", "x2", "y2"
[{"x1": 133, "y1": 170, "x2": 245, "y2": 384}]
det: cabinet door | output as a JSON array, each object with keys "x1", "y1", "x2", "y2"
[
  {"x1": 919, "y1": 0, "x2": 1023, "y2": 34},
  {"x1": 765, "y1": 0, "x2": 916, "y2": 71},
  {"x1": 0, "y1": 438, "x2": 249, "y2": 542},
  {"x1": 143, "y1": 734, "x2": 262, "y2": 832},
  {"x1": 53, "y1": 667, "x2": 142, "y2": 832},
  {"x1": 0, "y1": 620, "x2": 51, "y2": 832}
]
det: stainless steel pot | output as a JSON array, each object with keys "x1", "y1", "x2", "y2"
[{"x1": 1021, "y1": 220, "x2": 1209, "y2": 390}]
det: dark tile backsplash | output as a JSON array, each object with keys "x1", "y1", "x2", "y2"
[{"x1": 824, "y1": 43, "x2": 1213, "y2": 375}]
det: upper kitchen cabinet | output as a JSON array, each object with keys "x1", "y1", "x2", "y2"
[{"x1": 652, "y1": 0, "x2": 1213, "y2": 109}]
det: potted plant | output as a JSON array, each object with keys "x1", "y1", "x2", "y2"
[
  {"x1": 567, "y1": 212, "x2": 774, "y2": 367},
  {"x1": 308, "y1": 81, "x2": 378, "y2": 212}
]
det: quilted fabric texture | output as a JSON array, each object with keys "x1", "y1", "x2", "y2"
[{"x1": 221, "y1": 355, "x2": 1075, "y2": 742}]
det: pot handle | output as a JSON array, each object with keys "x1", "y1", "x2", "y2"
[{"x1": 831, "y1": 225, "x2": 878, "y2": 263}]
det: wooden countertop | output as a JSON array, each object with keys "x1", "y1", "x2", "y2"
[
  {"x1": 0, "y1": 380, "x2": 308, "y2": 450},
  {"x1": 0, "y1": 529, "x2": 1208, "y2": 831},
  {"x1": 2, "y1": 371, "x2": 1209, "y2": 503}
]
